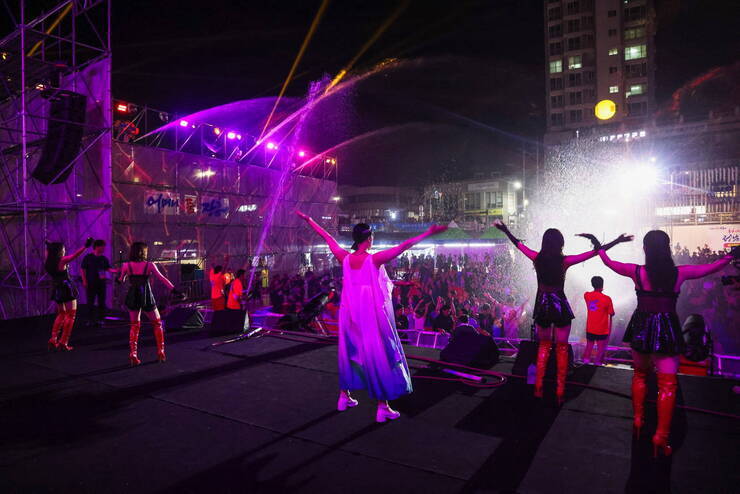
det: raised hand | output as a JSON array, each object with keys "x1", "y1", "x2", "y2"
[
  {"x1": 426, "y1": 224, "x2": 448, "y2": 236},
  {"x1": 617, "y1": 234, "x2": 634, "y2": 243},
  {"x1": 493, "y1": 219, "x2": 506, "y2": 231},
  {"x1": 576, "y1": 233, "x2": 601, "y2": 250}
]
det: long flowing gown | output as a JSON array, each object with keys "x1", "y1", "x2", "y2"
[{"x1": 338, "y1": 254, "x2": 413, "y2": 401}]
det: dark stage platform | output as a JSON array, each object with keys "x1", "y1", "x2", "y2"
[{"x1": 0, "y1": 318, "x2": 737, "y2": 493}]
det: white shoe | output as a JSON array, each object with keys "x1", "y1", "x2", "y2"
[
  {"x1": 376, "y1": 404, "x2": 401, "y2": 423},
  {"x1": 337, "y1": 392, "x2": 359, "y2": 411}
]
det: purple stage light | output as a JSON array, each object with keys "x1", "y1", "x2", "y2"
[
  {"x1": 266, "y1": 142, "x2": 278, "y2": 150},
  {"x1": 227, "y1": 131, "x2": 237, "y2": 140},
  {"x1": 237, "y1": 134, "x2": 242, "y2": 140},
  {"x1": 298, "y1": 150, "x2": 306, "y2": 157},
  {"x1": 179, "y1": 120, "x2": 189, "y2": 127},
  {"x1": 214, "y1": 127, "x2": 221, "y2": 135}
]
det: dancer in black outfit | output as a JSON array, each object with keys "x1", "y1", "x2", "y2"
[
  {"x1": 45, "y1": 237, "x2": 94, "y2": 350},
  {"x1": 118, "y1": 242, "x2": 179, "y2": 365},
  {"x1": 494, "y1": 220, "x2": 631, "y2": 403},
  {"x1": 594, "y1": 230, "x2": 737, "y2": 456}
]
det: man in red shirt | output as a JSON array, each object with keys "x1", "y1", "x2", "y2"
[
  {"x1": 209, "y1": 265, "x2": 230, "y2": 311},
  {"x1": 583, "y1": 276, "x2": 614, "y2": 366},
  {"x1": 226, "y1": 269, "x2": 245, "y2": 310}
]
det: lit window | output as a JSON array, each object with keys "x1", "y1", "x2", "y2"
[
  {"x1": 608, "y1": 48, "x2": 618, "y2": 56},
  {"x1": 549, "y1": 60, "x2": 563, "y2": 73},
  {"x1": 567, "y1": 55, "x2": 582, "y2": 70},
  {"x1": 625, "y1": 44, "x2": 647, "y2": 61},
  {"x1": 626, "y1": 83, "x2": 646, "y2": 97},
  {"x1": 609, "y1": 86, "x2": 619, "y2": 93}
]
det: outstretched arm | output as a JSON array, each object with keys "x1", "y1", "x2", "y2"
[
  {"x1": 60, "y1": 237, "x2": 93, "y2": 267},
  {"x1": 149, "y1": 262, "x2": 175, "y2": 291},
  {"x1": 677, "y1": 254, "x2": 733, "y2": 283},
  {"x1": 493, "y1": 220, "x2": 537, "y2": 261},
  {"x1": 372, "y1": 225, "x2": 447, "y2": 266},
  {"x1": 566, "y1": 233, "x2": 633, "y2": 268},
  {"x1": 296, "y1": 211, "x2": 348, "y2": 262},
  {"x1": 598, "y1": 249, "x2": 637, "y2": 279}
]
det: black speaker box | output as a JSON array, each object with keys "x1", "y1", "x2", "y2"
[
  {"x1": 165, "y1": 307, "x2": 204, "y2": 331},
  {"x1": 440, "y1": 328, "x2": 499, "y2": 368},
  {"x1": 512, "y1": 340, "x2": 574, "y2": 377},
  {"x1": 31, "y1": 90, "x2": 87, "y2": 185},
  {"x1": 210, "y1": 309, "x2": 250, "y2": 336}
]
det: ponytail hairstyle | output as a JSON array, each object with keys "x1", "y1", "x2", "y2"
[
  {"x1": 534, "y1": 228, "x2": 565, "y2": 285},
  {"x1": 643, "y1": 230, "x2": 677, "y2": 292},
  {"x1": 129, "y1": 242, "x2": 148, "y2": 262},
  {"x1": 44, "y1": 241, "x2": 65, "y2": 274}
]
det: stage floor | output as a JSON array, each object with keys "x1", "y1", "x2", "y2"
[{"x1": 0, "y1": 318, "x2": 737, "y2": 493}]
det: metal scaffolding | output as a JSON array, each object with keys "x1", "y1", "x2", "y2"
[{"x1": 0, "y1": 0, "x2": 111, "y2": 319}]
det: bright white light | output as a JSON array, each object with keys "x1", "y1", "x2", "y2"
[
  {"x1": 523, "y1": 199, "x2": 529, "y2": 207},
  {"x1": 389, "y1": 211, "x2": 398, "y2": 220},
  {"x1": 331, "y1": 196, "x2": 341, "y2": 202},
  {"x1": 179, "y1": 120, "x2": 189, "y2": 127},
  {"x1": 266, "y1": 142, "x2": 278, "y2": 150},
  {"x1": 196, "y1": 169, "x2": 216, "y2": 178},
  {"x1": 513, "y1": 181, "x2": 522, "y2": 190}
]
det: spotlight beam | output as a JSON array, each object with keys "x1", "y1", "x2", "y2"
[
  {"x1": 325, "y1": 0, "x2": 410, "y2": 93},
  {"x1": 257, "y1": 0, "x2": 331, "y2": 142}
]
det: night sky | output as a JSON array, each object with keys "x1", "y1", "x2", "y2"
[{"x1": 4, "y1": 1, "x2": 739, "y2": 184}]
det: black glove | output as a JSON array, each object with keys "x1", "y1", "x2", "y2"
[
  {"x1": 576, "y1": 233, "x2": 601, "y2": 251},
  {"x1": 601, "y1": 234, "x2": 634, "y2": 251},
  {"x1": 84, "y1": 237, "x2": 94, "y2": 248},
  {"x1": 494, "y1": 221, "x2": 520, "y2": 245},
  {"x1": 730, "y1": 245, "x2": 739, "y2": 260}
]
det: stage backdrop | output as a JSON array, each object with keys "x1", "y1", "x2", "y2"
[{"x1": 111, "y1": 142, "x2": 338, "y2": 305}]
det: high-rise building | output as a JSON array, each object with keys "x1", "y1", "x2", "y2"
[{"x1": 543, "y1": 0, "x2": 655, "y2": 146}]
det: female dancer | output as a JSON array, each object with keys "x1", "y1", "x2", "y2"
[
  {"x1": 298, "y1": 211, "x2": 447, "y2": 422},
  {"x1": 595, "y1": 230, "x2": 736, "y2": 456},
  {"x1": 45, "y1": 237, "x2": 94, "y2": 350},
  {"x1": 118, "y1": 242, "x2": 177, "y2": 365},
  {"x1": 494, "y1": 220, "x2": 630, "y2": 403}
]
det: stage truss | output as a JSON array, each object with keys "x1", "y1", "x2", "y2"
[{"x1": 0, "y1": 0, "x2": 112, "y2": 319}]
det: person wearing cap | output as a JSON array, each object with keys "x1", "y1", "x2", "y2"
[{"x1": 297, "y1": 211, "x2": 447, "y2": 423}]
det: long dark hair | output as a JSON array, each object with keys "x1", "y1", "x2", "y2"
[
  {"x1": 129, "y1": 242, "x2": 148, "y2": 262},
  {"x1": 45, "y1": 242, "x2": 64, "y2": 274},
  {"x1": 643, "y1": 230, "x2": 677, "y2": 292},
  {"x1": 534, "y1": 228, "x2": 565, "y2": 285}
]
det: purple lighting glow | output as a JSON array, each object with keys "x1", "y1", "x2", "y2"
[
  {"x1": 179, "y1": 120, "x2": 189, "y2": 127},
  {"x1": 266, "y1": 142, "x2": 278, "y2": 150},
  {"x1": 298, "y1": 150, "x2": 306, "y2": 157},
  {"x1": 226, "y1": 131, "x2": 237, "y2": 140}
]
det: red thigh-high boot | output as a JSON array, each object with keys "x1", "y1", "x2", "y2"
[
  {"x1": 58, "y1": 309, "x2": 77, "y2": 351},
  {"x1": 555, "y1": 342, "x2": 569, "y2": 405},
  {"x1": 152, "y1": 319, "x2": 166, "y2": 363},
  {"x1": 631, "y1": 368, "x2": 648, "y2": 438},
  {"x1": 129, "y1": 321, "x2": 141, "y2": 366},
  {"x1": 48, "y1": 310, "x2": 66, "y2": 350},
  {"x1": 534, "y1": 340, "x2": 553, "y2": 398},
  {"x1": 653, "y1": 372, "x2": 677, "y2": 457}
]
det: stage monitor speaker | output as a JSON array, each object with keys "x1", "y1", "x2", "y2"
[
  {"x1": 210, "y1": 309, "x2": 250, "y2": 336},
  {"x1": 512, "y1": 340, "x2": 573, "y2": 378},
  {"x1": 31, "y1": 90, "x2": 87, "y2": 185},
  {"x1": 440, "y1": 328, "x2": 499, "y2": 368},
  {"x1": 165, "y1": 307, "x2": 204, "y2": 331}
]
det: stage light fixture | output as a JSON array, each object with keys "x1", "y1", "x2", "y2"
[
  {"x1": 116, "y1": 103, "x2": 128, "y2": 113},
  {"x1": 214, "y1": 127, "x2": 221, "y2": 135},
  {"x1": 237, "y1": 134, "x2": 242, "y2": 140},
  {"x1": 226, "y1": 131, "x2": 236, "y2": 140},
  {"x1": 298, "y1": 150, "x2": 306, "y2": 157},
  {"x1": 266, "y1": 142, "x2": 278, "y2": 150},
  {"x1": 513, "y1": 181, "x2": 522, "y2": 190},
  {"x1": 179, "y1": 120, "x2": 189, "y2": 127}
]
